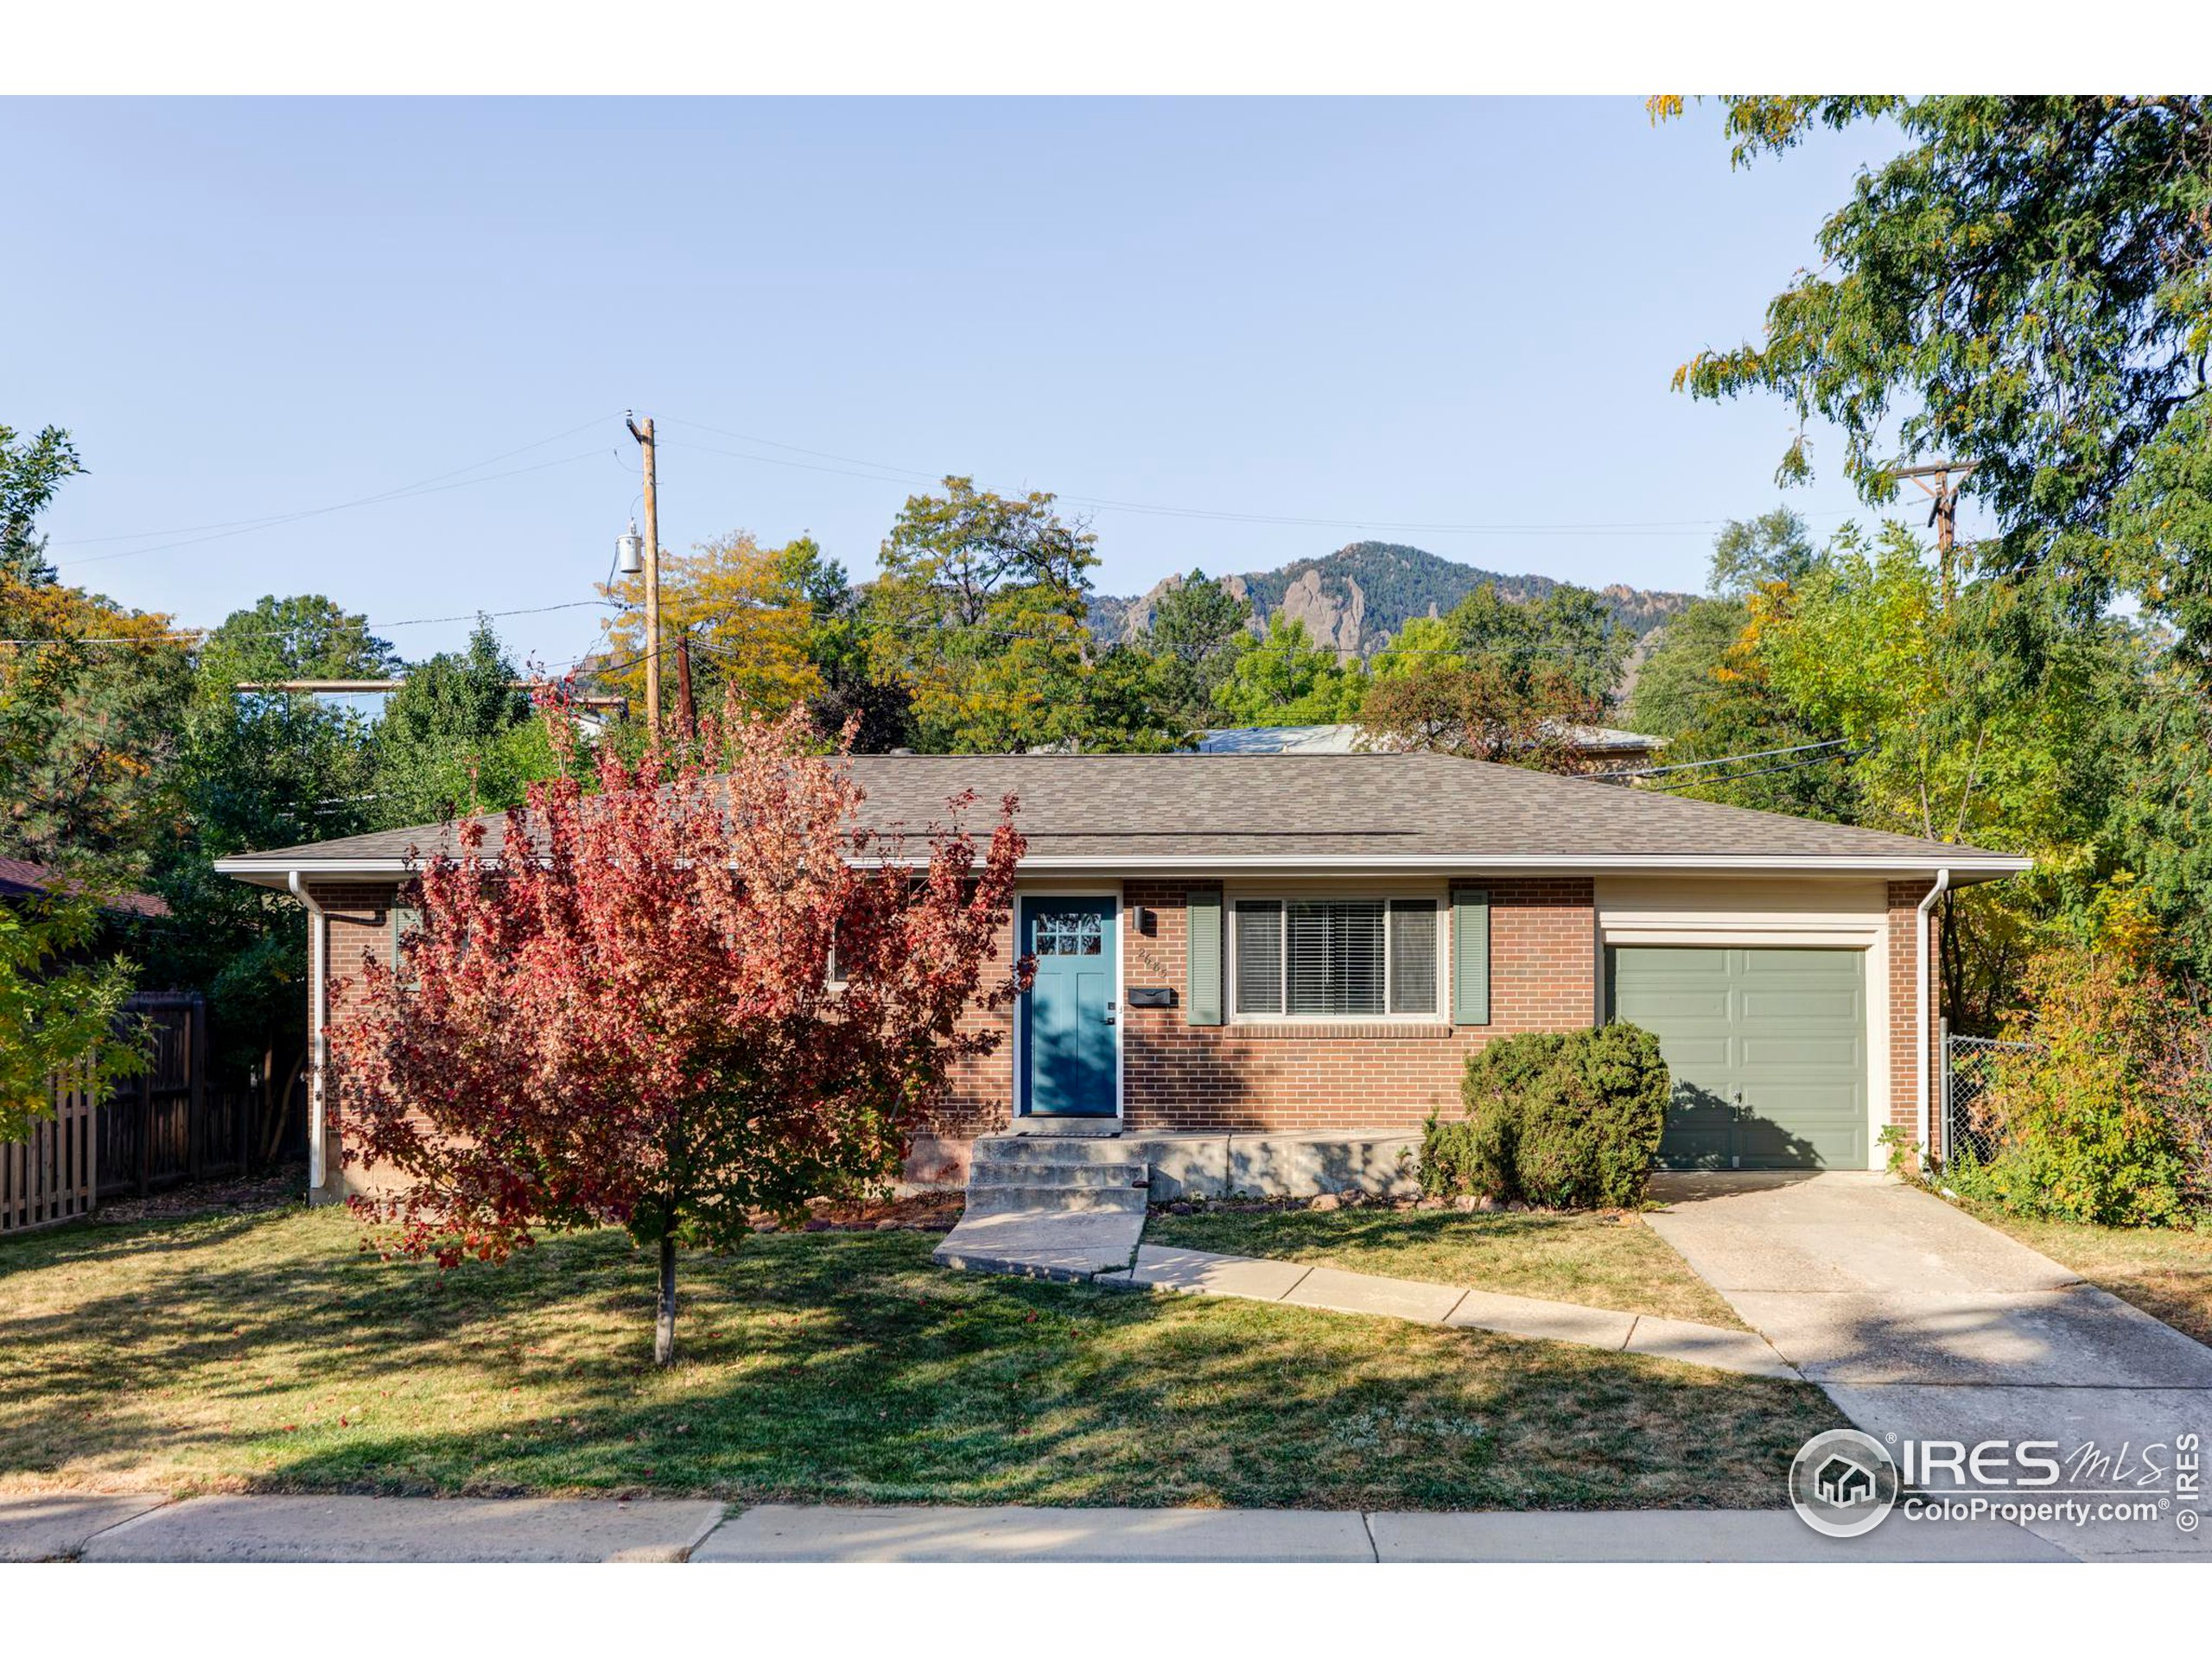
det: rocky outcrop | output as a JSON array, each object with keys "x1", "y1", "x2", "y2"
[{"x1": 1277, "y1": 569, "x2": 1368, "y2": 662}]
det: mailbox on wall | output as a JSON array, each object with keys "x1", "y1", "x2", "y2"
[{"x1": 1126, "y1": 986, "x2": 1175, "y2": 1008}]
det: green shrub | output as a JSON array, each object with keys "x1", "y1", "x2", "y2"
[
  {"x1": 1942, "y1": 938, "x2": 2204, "y2": 1228},
  {"x1": 1421, "y1": 1025, "x2": 1671, "y2": 1209}
]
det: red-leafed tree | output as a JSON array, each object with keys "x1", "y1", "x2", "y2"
[{"x1": 327, "y1": 692, "x2": 1027, "y2": 1364}]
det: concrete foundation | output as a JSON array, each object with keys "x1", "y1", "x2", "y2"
[
  {"x1": 929, "y1": 1129, "x2": 1420, "y2": 1200},
  {"x1": 906, "y1": 1129, "x2": 1423, "y2": 1200}
]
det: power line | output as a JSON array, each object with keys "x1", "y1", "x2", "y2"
[
  {"x1": 61, "y1": 450, "x2": 613, "y2": 569},
  {"x1": 50, "y1": 413, "x2": 626, "y2": 568},
  {"x1": 0, "y1": 598, "x2": 614, "y2": 651},
  {"x1": 659, "y1": 419, "x2": 939, "y2": 486},
  {"x1": 49, "y1": 414, "x2": 618, "y2": 546},
  {"x1": 1600, "y1": 737, "x2": 1850, "y2": 779},
  {"x1": 1636, "y1": 741, "x2": 1879, "y2": 794},
  {"x1": 658, "y1": 418, "x2": 1859, "y2": 539}
]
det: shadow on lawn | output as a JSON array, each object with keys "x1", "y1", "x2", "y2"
[{"x1": 1, "y1": 1214, "x2": 1839, "y2": 1509}]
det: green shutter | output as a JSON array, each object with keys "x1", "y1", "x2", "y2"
[
  {"x1": 1186, "y1": 889, "x2": 1223, "y2": 1026},
  {"x1": 1452, "y1": 888, "x2": 1490, "y2": 1026}
]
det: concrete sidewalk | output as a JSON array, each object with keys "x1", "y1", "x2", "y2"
[
  {"x1": 3, "y1": 1495, "x2": 2069, "y2": 1563},
  {"x1": 700, "y1": 1503, "x2": 2066, "y2": 1561},
  {"x1": 4, "y1": 1493, "x2": 726, "y2": 1563}
]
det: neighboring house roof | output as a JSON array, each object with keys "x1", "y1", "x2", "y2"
[
  {"x1": 0, "y1": 856, "x2": 170, "y2": 918},
  {"x1": 1189, "y1": 722, "x2": 1666, "y2": 757},
  {"x1": 213, "y1": 752, "x2": 2028, "y2": 886}
]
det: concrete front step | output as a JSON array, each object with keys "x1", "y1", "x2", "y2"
[
  {"x1": 932, "y1": 1209, "x2": 1146, "y2": 1282},
  {"x1": 964, "y1": 1184, "x2": 1148, "y2": 1217},
  {"x1": 968, "y1": 1160, "x2": 1145, "y2": 1189},
  {"x1": 971, "y1": 1134, "x2": 1135, "y2": 1169}
]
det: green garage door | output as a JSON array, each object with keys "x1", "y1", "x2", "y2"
[{"x1": 1605, "y1": 945, "x2": 1868, "y2": 1171}]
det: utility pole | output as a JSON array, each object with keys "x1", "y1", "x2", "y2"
[
  {"x1": 675, "y1": 629, "x2": 696, "y2": 741},
  {"x1": 1892, "y1": 460, "x2": 1975, "y2": 606},
  {"x1": 626, "y1": 412, "x2": 663, "y2": 741}
]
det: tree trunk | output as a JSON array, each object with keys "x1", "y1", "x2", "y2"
[{"x1": 653, "y1": 1234, "x2": 678, "y2": 1367}]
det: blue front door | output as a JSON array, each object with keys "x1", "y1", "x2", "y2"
[{"x1": 1020, "y1": 897, "x2": 1118, "y2": 1117}]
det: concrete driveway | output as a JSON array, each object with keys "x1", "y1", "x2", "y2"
[{"x1": 1647, "y1": 1172, "x2": 2212, "y2": 1560}]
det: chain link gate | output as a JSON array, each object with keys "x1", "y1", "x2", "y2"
[{"x1": 1942, "y1": 1024, "x2": 2038, "y2": 1166}]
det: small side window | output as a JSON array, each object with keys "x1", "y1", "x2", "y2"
[{"x1": 391, "y1": 906, "x2": 423, "y2": 982}]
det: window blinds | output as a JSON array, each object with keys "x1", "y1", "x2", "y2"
[
  {"x1": 1233, "y1": 900, "x2": 1282, "y2": 1015},
  {"x1": 1232, "y1": 898, "x2": 1436, "y2": 1017},
  {"x1": 1389, "y1": 899, "x2": 1438, "y2": 1014}
]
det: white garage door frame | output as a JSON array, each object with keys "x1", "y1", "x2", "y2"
[{"x1": 1593, "y1": 876, "x2": 1891, "y2": 1173}]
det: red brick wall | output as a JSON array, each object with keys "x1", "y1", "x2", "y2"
[
  {"x1": 1118, "y1": 877, "x2": 1597, "y2": 1134},
  {"x1": 302, "y1": 880, "x2": 410, "y2": 1197},
  {"x1": 1887, "y1": 878, "x2": 1936, "y2": 1165},
  {"x1": 313, "y1": 881, "x2": 405, "y2": 1022},
  {"x1": 906, "y1": 906, "x2": 1018, "y2": 1147},
  {"x1": 298, "y1": 872, "x2": 1611, "y2": 1151},
  {"x1": 304, "y1": 877, "x2": 1021, "y2": 1179}
]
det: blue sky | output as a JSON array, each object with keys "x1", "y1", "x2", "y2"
[{"x1": 6, "y1": 97, "x2": 1916, "y2": 668}]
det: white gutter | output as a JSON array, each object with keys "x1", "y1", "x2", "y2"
[
  {"x1": 288, "y1": 871, "x2": 328, "y2": 1195},
  {"x1": 1916, "y1": 867, "x2": 1952, "y2": 1165},
  {"x1": 219, "y1": 851, "x2": 2034, "y2": 880}
]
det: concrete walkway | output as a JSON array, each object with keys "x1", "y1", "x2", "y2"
[
  {"x1": 1092, "y1": 1243, "x2": 1798, "y2": 1378},
  {"x1": 3, "y1": 1494, "x2": 2065, "y2": 1562},
  {"x1": 931, "y1": 1206, "x2": 1143, "y2": 1282},
  {"x1": 1646, "y1": 1172, "x2": 2212, "y2": 1561},
  {"x1": 931, "y1": 1196, "x2": 1797, "y2": 1379}
]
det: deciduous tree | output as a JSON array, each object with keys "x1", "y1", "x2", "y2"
[
  {"x1": 146, "y1": 597, "x2": 394, "y2": 1087},
  {"x1": 0, "y1": 430, "x2": 191, "y2": 880},
  {"x1": 367, "y1": 620, "x2": 555, "y2": 829},
  {"x1": 1435, "y1": 582, "x2": 1628, "y2": 706},
  {"x1": 871, "y1": 478, "x2": 1098, "y2": 752},
  {"x1": 597, "y1": 531, "x2": 828, "y2": 718},
  {"x1": 327, "y1": 695, "x2": 1028, "y2": 1364},
  {"x1": 1358, "y1": 659, "x2": 1604, "y2": 771},
  {"x1": 1661, "y1": 96, "x2": 2212, "y2": 675},
  {"x1": 0, "y1": 893, "x2": 141, "y2": 1141},
  {"x1": 1212, "y1": 617, "x2": 1368, "y2": 726}
]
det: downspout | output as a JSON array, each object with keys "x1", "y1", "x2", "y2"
[
  {"x1": 289, "y1": 872, "x2": 328, "y2": 1196},
  {"x1": 1916, "y1": 867, "x2": 1952, "y2": 1168}
]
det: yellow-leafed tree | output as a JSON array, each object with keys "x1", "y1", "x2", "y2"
[{"x1": 596, "y1": 532, "x2": 830, "y2": 721}]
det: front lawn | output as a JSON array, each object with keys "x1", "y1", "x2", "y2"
[
  {"x1": 0, "y1": 1204, "x2": 1839, "y2": 1509},
  {"x1": 1145, "y1": 1203, "x2": 1745, "y2": 1329},
  {"x1": 1955, "y1": 1204, "x2": 2212, "y2": 1348}
]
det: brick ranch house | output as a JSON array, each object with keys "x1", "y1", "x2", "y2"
[{"x1": 213, "y1": 753, "x2": 2026, "y2": 1199}]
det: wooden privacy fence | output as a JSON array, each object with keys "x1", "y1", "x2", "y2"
[
  {"x1": 3, "y1": 992, "x2": 285, "y2": 1237},
  {"x1": 1, "y1": 1067, "x2": 99, "y2": 1235},
  {"x1": 96, "y1": 992, "x2": 257, "y2": 1201}
]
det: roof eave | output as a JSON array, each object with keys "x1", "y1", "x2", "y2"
[{"x1": 215, "y1": 849, "x2": 2032, "y2": 887}]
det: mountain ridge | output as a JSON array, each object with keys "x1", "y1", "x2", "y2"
[{"x1": 1088, "y1": 540, "x2": 1698, "y2": 661}]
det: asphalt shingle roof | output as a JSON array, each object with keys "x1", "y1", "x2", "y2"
[
  {"x1": 0, "y1": 855, "x2": 170, "y2": 918},
  {"x1": 212, "y1": 753, "x2": 2024, "y2": 880}
]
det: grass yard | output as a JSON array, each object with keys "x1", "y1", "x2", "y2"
[
  {"x1": 1145, "y1": 1204, "x2": 1745, "y2": 1329},
  {"x1": 0, "y1": 1203, "x2": 1840, "y2": 1510},
  {"x1": 1957, "y1": 1204, "x2": 2212, "y2": 1348}
]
